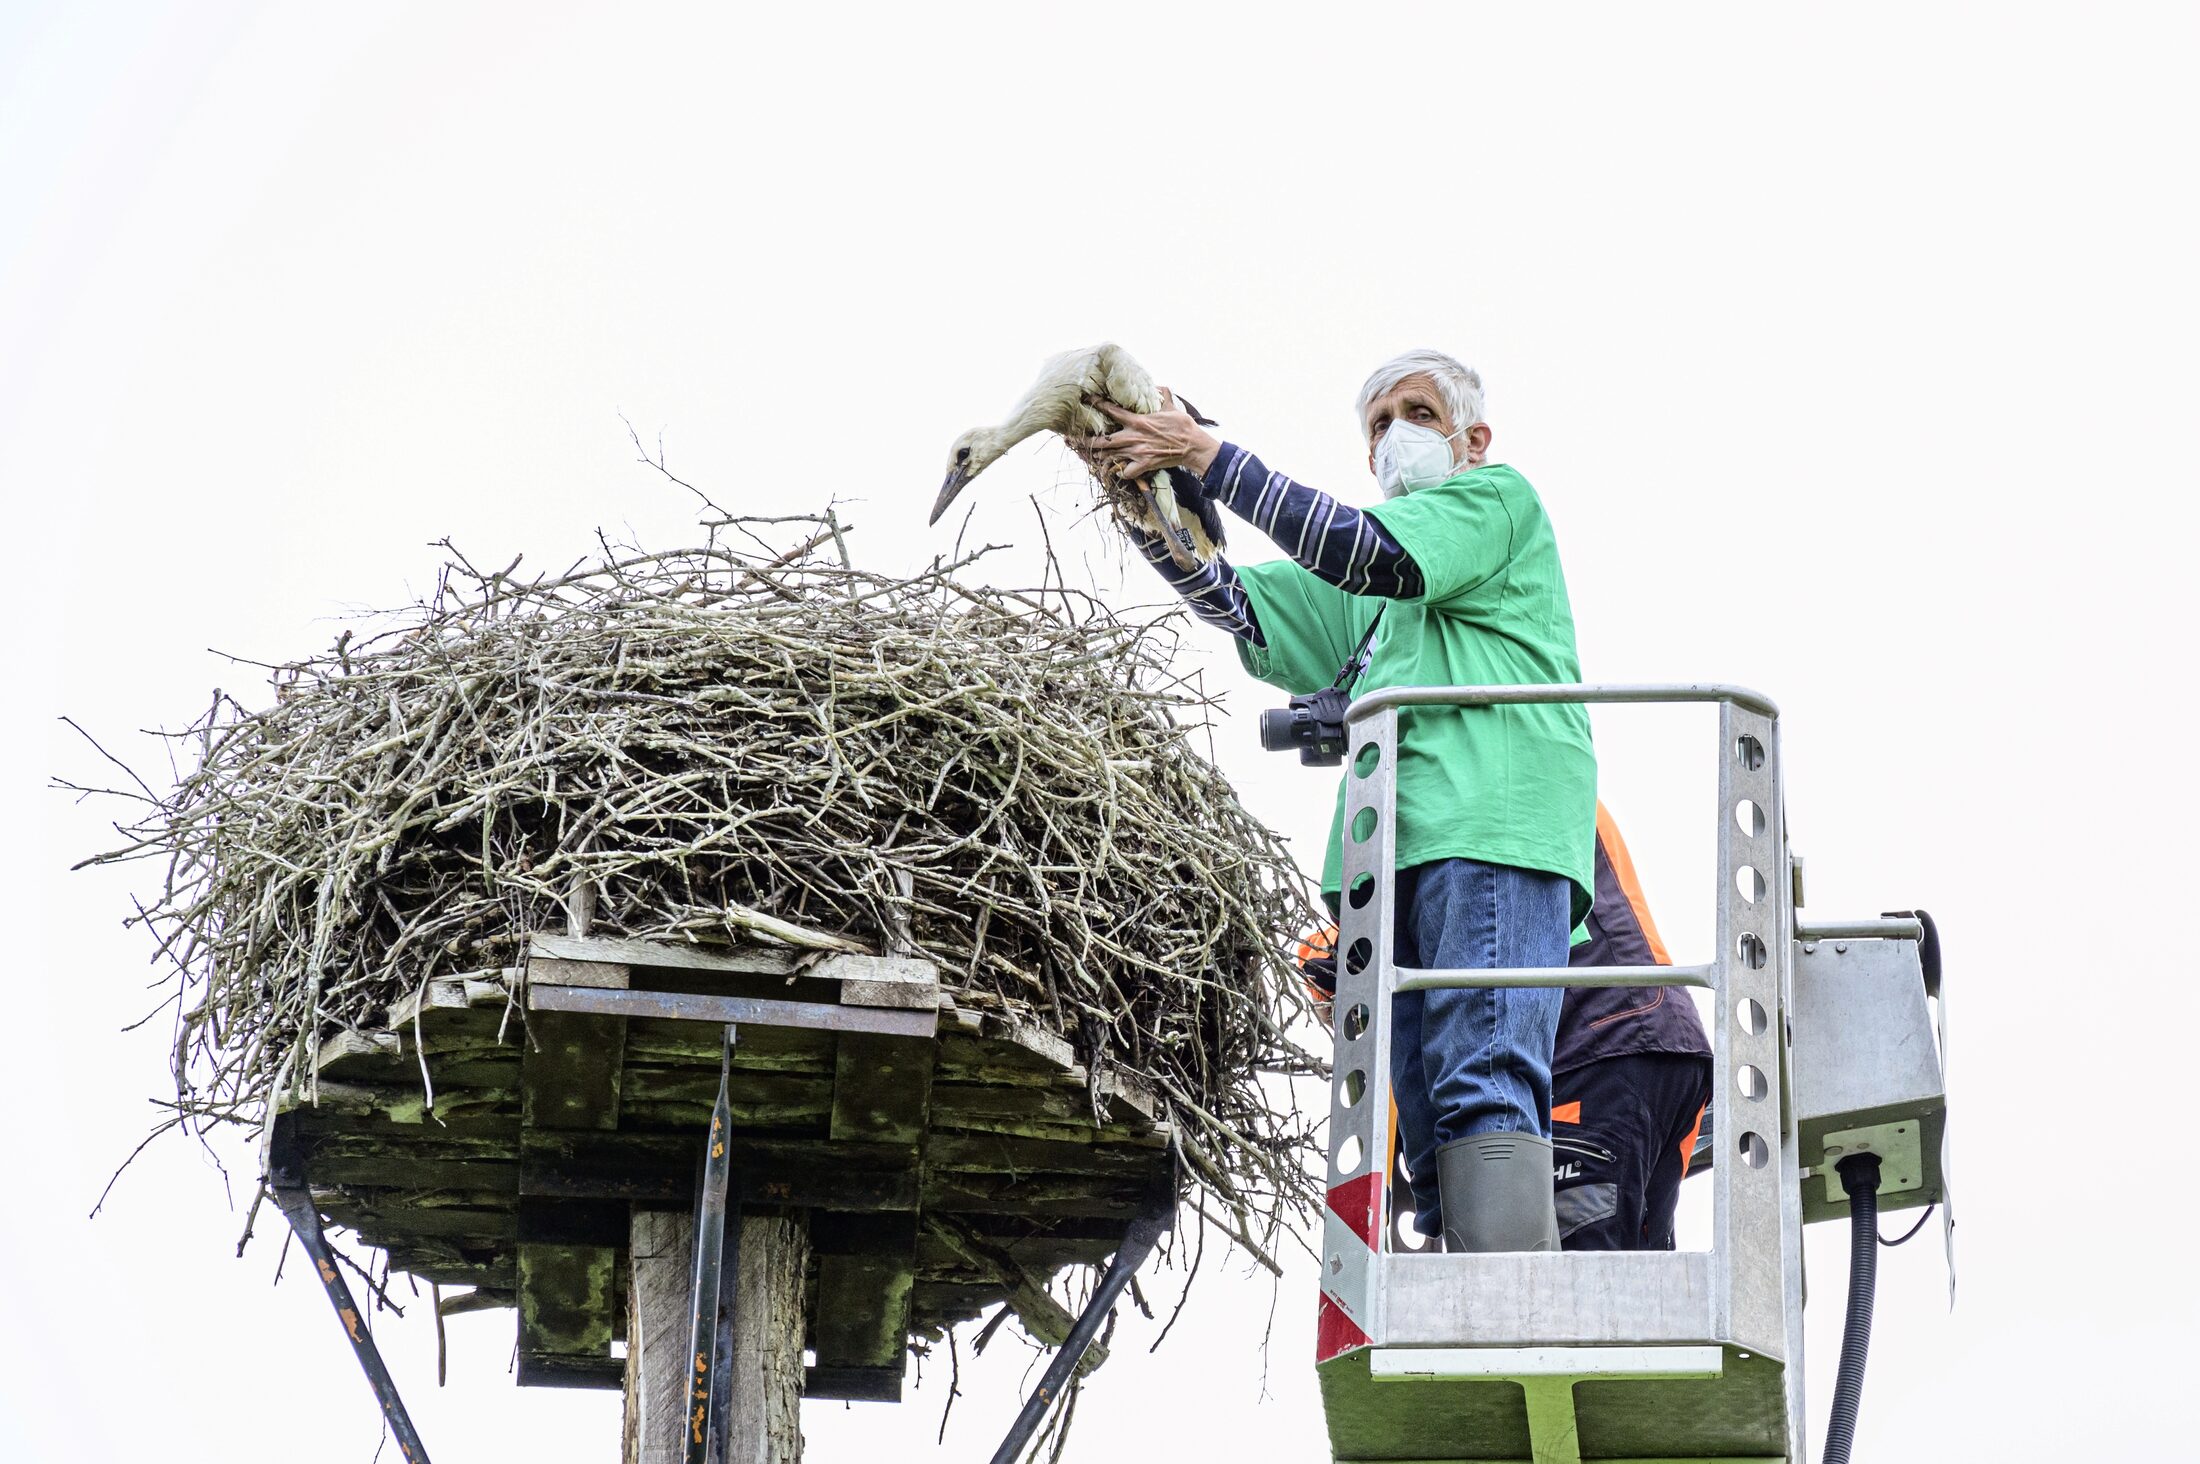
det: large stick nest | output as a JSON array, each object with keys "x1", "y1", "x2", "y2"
[{"x1": 82, "y1": 513, "x2": 1324, "y2": 1253}]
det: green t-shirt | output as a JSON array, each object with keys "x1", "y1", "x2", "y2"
[{"x1": 1235, "y1": 462, "x2": 1597, "y2": 925}]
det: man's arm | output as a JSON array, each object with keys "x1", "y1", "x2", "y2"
[
  {"x1": 1130, "y1": 530, "x2": 1266, "y2": 646},
  {"x1": 1085, "y1": 397, "x2": 1422, "y2": 600},
  {"x1": 1199, "y1": 442, "x2": 1425, "y2": 599}
]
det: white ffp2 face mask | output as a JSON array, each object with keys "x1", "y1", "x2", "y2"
[{"x1": 1374, "y1": 419, "x2": 1469, "y2": 498}]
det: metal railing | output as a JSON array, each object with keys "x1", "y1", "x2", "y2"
[{"x1": 1317, "y1": 682, "x2": 1802, "y2": 1393}]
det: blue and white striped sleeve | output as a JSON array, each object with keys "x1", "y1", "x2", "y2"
[
  {"x1": 1131, "y1": 531, "x2": 1266, "y2": 647},
  {"x1": 1200, "y1": 443, "x2": 1423, "y2": 599}
]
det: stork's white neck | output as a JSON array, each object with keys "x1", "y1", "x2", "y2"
[{"x1": 968, "y1": 402, "x2": 1055, "y2": 473}]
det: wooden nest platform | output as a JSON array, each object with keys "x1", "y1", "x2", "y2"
[{"x1": 276, "y1": 929, "x2": 1177, "y2": 1400}]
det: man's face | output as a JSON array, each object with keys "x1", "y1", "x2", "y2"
[{"x1": 1362, "y1": 373, "x2": 1492, "y2": 478}]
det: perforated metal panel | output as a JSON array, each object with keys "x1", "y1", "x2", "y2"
[{"x1": 1316, "y1": 684, "x2": 1807, "y2": 1464}]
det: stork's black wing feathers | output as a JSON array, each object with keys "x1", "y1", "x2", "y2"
[
  {"x1": 1164, "y1": 394, "x2": 1225, "y2": 551},
  {"x1": 1174, "y1": 394, "x2": 1220, "y2": 427},
  {"x1": 1175, "y1": 472, "x2": 1227, "y2": 553}
]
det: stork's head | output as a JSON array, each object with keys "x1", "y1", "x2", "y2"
[{"x1": 930, "y1": 427, "x2": 1009, "y2": 525}]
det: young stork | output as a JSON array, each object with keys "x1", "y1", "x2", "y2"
[{"x1": 931, "y1": 343, "x2": 1226, "y2": 569}]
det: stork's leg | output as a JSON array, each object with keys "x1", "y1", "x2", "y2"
[{"x1": 1149, "y1": 470, "x2": 1201, "y2": 570}]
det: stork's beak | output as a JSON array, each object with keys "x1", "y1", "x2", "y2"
[{"x1": 929, "y1": 466, "x2": 971, "y2": 526}]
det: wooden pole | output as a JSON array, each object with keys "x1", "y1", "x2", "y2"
[
  {"x1": 727, "y1": 1214, "x2": 809, "y2": 1463},
  {"x1": 627, "y1": 1208, "x2": 811, "y2": 1464},
  {"x1": 627, "y1": 1210, "x2": 688, "y2": 1464}
]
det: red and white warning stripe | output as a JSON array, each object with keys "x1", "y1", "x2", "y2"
[{"x1": 1317, "y1": 1167, "x2": 1384, "y2": 1361}]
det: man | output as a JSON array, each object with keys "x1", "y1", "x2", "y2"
[
  {"x1": 1554, "y1": 803, "x2": 1712, "y2": 1250},
  {"x1": 1294, "y1": 803, "x2": 1713, "y2": 1252},
  {"x1": 1087, "y1": 349, "x2": 1595, "y2": 1252}
]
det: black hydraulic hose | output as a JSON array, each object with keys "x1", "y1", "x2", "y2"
[
  {"x1": 1822, "y1": 1152, "x2": 1883, "y2": 1464},
  {"x1": 1884, "y1": 907, "x2": 1941, "y2": 998}
]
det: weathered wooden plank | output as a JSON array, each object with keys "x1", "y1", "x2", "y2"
[
  {"x1": 615, "y1": 1105, "x2": 822, "y2": 1136},
  {"x1": 302, "y1": 1058, "x2": 522, "y2": 1095},
  {"x1": 316, "y1": 1198, "x2": 515, "y2": 1241},
  {"x1": 912, "y1": 1235, "x2": 1117, "y2": 1281},
  {"x1": 288, "y1": 1080, "x2": 430, "y2": 1125},
  {"x1": 811, "y1": 1251, "x2": 910, "y2": 1379},
  {"x1": 810, "y1": 1212, "x2": 916, "y2": 1382},
  {"x1": 625, "y1": 1019, "x2": 835, "y2": 1069},
  {"x1": 929, "y1": 1082, "x2": 1097, "y2": 1125},
  {"x1": 925, "y1": 1131, "x2": 1169, "y2": 1176},
  {"x1": 944, "y1": 1021, "x2": 1163, "y2": 1124},
  {"x1": 519, "y1": 1009, "x2": 625, "y2": 1132},
  {"x1": 311, "y1": 972, "x2": 516, "y2": 1078},
  {"x1": 933, "y1": 1050, "x2": 1076, "y2": 1086},
  {"x1": 807, "y1": 952, "x2": 939, "y2": 1011},
  {"x1": 316, "y1": 1030, "x2": 402, "y2": 1072},
  {"x1": 534, "y1": 983, "x2": 935, "y2": 1039},
  {"x1": 321, "y1": 1195, "x2": 619, "y2": 1248},
  {"x1": 729, "y1": 1213, "x2": 809, "y2": 1462},
  {"x1": 515, "y1": 936, "x2": 627, "y2": 1392},
  {"x1": 285, "y1": 1080, "x2": 519, "y2": 1126},
  {"x1": 625, "y1": 1208, "x2": 691, "y2": 1464},
  {"x1": 386, "y1": 1251, "x2": 515, "y2": 1292},
  {"x1": 520, "y1": 1131, "x2": 693, "y2": 1203},
  {"x1": 287, "y1": 1108, "x2": 521, "y2": 1144},
  {"x1": 829, "y1": 1033, "x2": 934, "y2": 1145},
  {"x1": 535, "y1": 931, "x2": 802, "y2": 975},
  {"x1": 803, "y1": 1364, "x2": 903, "y2": 1401},
  {"x1": 922, "y1": 1171, "x2": 1149, "y2": 1221},
  {"x1": 909, "y1": 1281, "x2": 1011, "y2": 1325},
  {"x1": 1096, "y1": 1071, "x2": 1162, "y2": 1125},
  {"x1": 315, "y1": 1035, "x2": 520, "y2": 1085},
  {"x1": 386, "y1": 1059, "x2": 523, "y2": 1090},
  {"x1": 519, "y1": 1131, "x2": 922, "y2": 1213},
  {"x1": 387, "y1": 972, "x2": 516, "y2": 1027},
  {"x1": 619, "y1": 1066, "x2": 834, "y2": 1116},
  {"x1": 529, "y1": 957, "x2": 631, "y2": 990},
  {"x1": 538, "y1": 935, "x2": 935, "y2": 1022},
  {"x1": 517, "y1": 1240, "x2": 619, "y2": 1387},
  {"x1": 514, "y1": 1111, "x2": 623, "y2": 1390},
  {"x1": 393, "y1": 1025, "x2": 522, "y2": 1056},
  {"x1": 435, "y1": 1286, "x2": 516, "y2": 1318},
  {"x1": 305, "y1": 1154, "x2": 519, "y2": 1191},
  {"x1": 520, "y1": 1353, "x2": 625, "y2": 1389},
  {"x1": 976, "y1": 1012, "x2": 1078, "y2": 1070}
]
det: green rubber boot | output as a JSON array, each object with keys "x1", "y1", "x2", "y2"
[{"x1": 1436, "y1": 1133, "x2": 1562, "y2": 1253}]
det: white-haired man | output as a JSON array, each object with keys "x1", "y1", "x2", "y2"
[{"x1": 1088, "y1": 350, "x2": 1596, "y2": 1252}]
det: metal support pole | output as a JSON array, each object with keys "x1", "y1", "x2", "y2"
[
  {"x1": 985, "y1": 1198, "x2": 1172, "y2": 1464},
  {"x1": 1393, "y1": 962, "x2": 1715, "y2": 992},
  {"x1": 1795, "y1": 916, "x2": 1924, "y2": 943},
  {"x1": 705, "y1": 1167, "x2": 742, "y2": 1464},
  {"x1": 267, "y1": 1169, "x2": 433, "y2": 1464},
  {"x1": 683, "y1": 1023, "x2": 738, "y2": 1464}
]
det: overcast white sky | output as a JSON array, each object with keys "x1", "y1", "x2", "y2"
[{"x1": 6, "y1": 4, "x2": 2197, "y2": 1461}]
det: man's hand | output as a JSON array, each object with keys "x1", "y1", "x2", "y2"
[{"x1": 1088, "y1": 389, "x2": 1223, "y2": 482}]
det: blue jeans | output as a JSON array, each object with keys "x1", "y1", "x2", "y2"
[{"x1": 1390, "y1": 857, "x2": 1571, "y2": 1238}]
